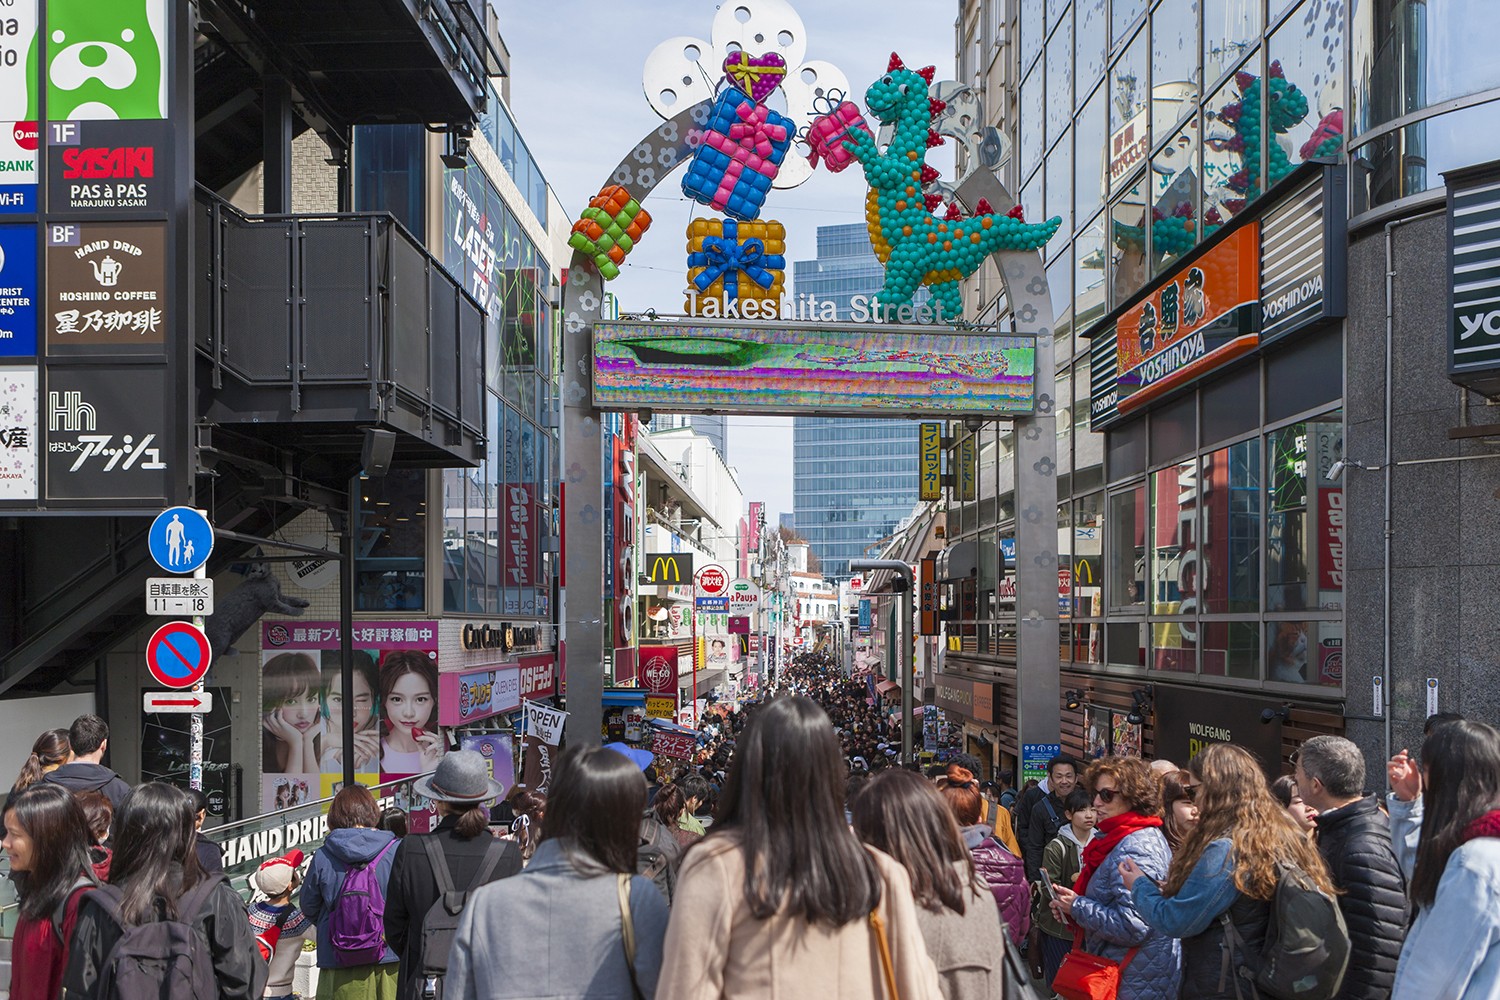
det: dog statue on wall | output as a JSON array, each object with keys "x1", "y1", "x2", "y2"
[{"x1": 206, "y1": 562, "x2": 310, "y2": 660}]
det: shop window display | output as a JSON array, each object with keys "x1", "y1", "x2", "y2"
[
  {"x1": 1266, "y1": 413, "x2": 1344, "y2": 615},
  {"x1": 1200, "y1": 440, "x2": 1262, "y2": 615},
  {"x1": 1108, "y1": 483, "x2": 1147, "y2": 609},
  {"x1": 1266, "y1": 620, "x2": 1343, "y2": 686}
]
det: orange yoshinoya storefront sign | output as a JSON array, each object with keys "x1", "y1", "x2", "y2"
[{"x1": 1115, "y1": 225, "x2": 1261, "y2": 415}]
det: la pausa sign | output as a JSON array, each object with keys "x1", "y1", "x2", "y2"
[
  {"x1": 686, "y1": 289, "x2": 955, "y2": 325},
  {"x1": 1115, "y1": 226, "x2": 1261, "y2": 415}
]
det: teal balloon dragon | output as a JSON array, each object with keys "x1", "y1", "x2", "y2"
[{"x1": 843, "y1": 53, "x2": 1063, "y2": 322}]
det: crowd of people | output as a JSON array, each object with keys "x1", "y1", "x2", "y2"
[{"x1": 6, "y1": 668, "x2": 1500, "y2": 999}]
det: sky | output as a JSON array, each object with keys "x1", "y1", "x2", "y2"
[{"x1": 498, "y1": 0, "x2": 956, "y2": 522}]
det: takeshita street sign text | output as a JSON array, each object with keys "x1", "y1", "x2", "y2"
[{"x1": 592, "y1": 318, "x2": 1036, "y2": 417}]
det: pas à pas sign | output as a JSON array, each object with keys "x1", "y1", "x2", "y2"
[{"x1": 685, "y1": 290, "x2": 953, "y2": 325}]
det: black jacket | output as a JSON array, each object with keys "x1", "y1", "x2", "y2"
[
  {"x1": 1181, "y1": 889, "x2": 1271, "y2": 1000},
  {"x1": 61, "y1": 873, "x2": 266, "y2": 1000},
  {"x1": 1022, "y1": 792, "x2": 1067, "y2": 882},
  {"x1": 1013, "y1": 783, "x2": 1045, "y2": 847},
  {"x1": 383, "y1": 817, "x2": 522, "y2": 1000},
  {"x1": 1314, "y1": 795, "x2": 1410, "y2": 1000},
  {"x1": 42, "y1": 762, "x2": 132, "y2": 809},
  {"x1": 194, "y1": 831, "x2": 224, "y2": 874}
]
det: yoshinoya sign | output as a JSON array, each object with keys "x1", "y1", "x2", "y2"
[
  {"x1": 1447, "y1": 162, "x2": 1500, "y2": 396},
  {"x1": 1259, "y1": 168, "x2": 1345, "y2": 346},
  {"x1": 1114, "y1": 225, "x2": 1260, "y2": 416},
  {"x1": 46, "y1": 221, "x2": 167, "y2": 353}
]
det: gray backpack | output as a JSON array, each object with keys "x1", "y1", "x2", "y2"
[
  {"x1": 416, "y1": 836, "x2": 507, "y2": 1000},
  {"x1": 85, "y1": 876, "x2": 226, "y2": 1000}
]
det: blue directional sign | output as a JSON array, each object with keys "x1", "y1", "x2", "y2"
[{"x1": 148, "y1": 506, "x2": 214, "y2": 574}]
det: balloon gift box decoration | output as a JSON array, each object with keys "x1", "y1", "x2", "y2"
[
  {"x1": 568, "y1": 185, "x2": 652, "y2": 280},
  {"x1": 684, "y1": 218, "x2": 786, "y2": 314},
  {"x1": 681, "y1": 88, "x2": 794, "y2": 221},
  {"x1": 721, "y1": 50, "x2": 787, "y2": 103},
  {"x1": 805, "y1": 92, "x2": 874, "y2": 174}
]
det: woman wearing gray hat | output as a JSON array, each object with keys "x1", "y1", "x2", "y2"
[
  {"x1": 447, "y1": 743, "x2": 671, "y2": 999},
  {"x1": 383, "y1": 750, "x2": 521, "y2": 1000}
]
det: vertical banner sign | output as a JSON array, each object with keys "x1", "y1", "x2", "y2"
[
  {"x1": 858, "y1": 597, "x2": 871, "y2": 634},
  {"x1": 958, "y1": 433, "x2": 977, "y2": 501},
  {"x1": 0, "y1": 0, "x2": 38, "y2": 214},
  {"x1": 0, "y1": 224, "x2": 38, "y2": 355},
  {"x1": 919, "y1": 556, "x2": 939, "y2": 636},
  {"x1": 919, "y1": 421, "x2": 942, "y2": 501},
  {"x1": 0, "y1": 366, "x2": 38, "y2": 499}
]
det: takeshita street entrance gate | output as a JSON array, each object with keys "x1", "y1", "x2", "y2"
[{"x1": 560, "y1": 0, "x2": 1063, "y2": 757}]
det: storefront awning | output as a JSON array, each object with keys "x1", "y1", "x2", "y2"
[
  {"x1": 601, "y1": 690, "x2": 648, "y2": 707},
  {"x1": 875, "y1": 679, "x2": 900, "y2": 694}
]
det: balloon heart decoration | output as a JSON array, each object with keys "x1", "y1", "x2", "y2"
[{"x1": 722, "y1": 50, "x2": 787, "y2": 102}]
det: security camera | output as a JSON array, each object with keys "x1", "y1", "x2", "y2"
[{"x1": 1327, "y1": 460, "x2": 1346, "y2": 481}]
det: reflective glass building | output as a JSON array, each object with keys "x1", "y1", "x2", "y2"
[
  {"x1": 947, "y1": 0, "x2": 1500, "y2": 779},
  {"x1": 792, "y1": 225, "x2": 920, "y2": 579}
]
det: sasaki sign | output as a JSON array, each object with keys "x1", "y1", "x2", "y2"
[{"x1": 695, "y1": 564, "x2": 729, "y2": 598}]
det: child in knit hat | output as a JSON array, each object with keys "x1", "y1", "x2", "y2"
[{"x1": 247, "y1": 850, "x2": 312, "y2": 999}]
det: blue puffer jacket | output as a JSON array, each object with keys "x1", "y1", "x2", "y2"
[{"x1": 1069, "y1": 825, "x2": 1182, "y2": 1000}]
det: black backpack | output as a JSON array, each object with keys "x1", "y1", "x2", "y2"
[
  {"x1": 637, "y1": 814, "x2": 681, "y2": 903},
  {"x1": 416, "y1": 836, "x2": 506, "y2": 1000},
  {"x1": 85, "y1": 875, "x2": 228, "y2": 1000},
  {"x1": 1222, "y1": 864, "x2": 1350, "y2": 1000}
]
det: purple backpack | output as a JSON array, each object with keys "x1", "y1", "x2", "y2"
[{"x1": 328, "y1": 838, "x2": 397, "y2": 966}]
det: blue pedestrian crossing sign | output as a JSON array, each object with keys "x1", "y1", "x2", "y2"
[{"x1": 148, "y1": 507, "x2": 214, "y2": 574}]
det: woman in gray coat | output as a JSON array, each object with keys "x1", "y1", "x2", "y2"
[
  {"x1": 850, "y1": 768, "x2": 1009, "y2": 1000},
  {"x1": 446, "y1": 744, "x2": 671, "y2": 999},
  {"x1": 1049, "y1": 756, "x2": 1182, "y2": 1000}
]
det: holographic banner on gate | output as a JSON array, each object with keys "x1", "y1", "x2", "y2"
[{"x1": 592, "y1": 319, "x2": 1035, "y2": 417}]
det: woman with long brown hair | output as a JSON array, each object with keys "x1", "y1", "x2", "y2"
[
  {"x1": 1121, "y1": 744, "x2": 1337, "y2": 1000},
  {"x1": 852, "y1": 769, "x2": 1009, "y2": 1000},
  {"x1": 8, "y1": 729, "x2": 69, "y2": 798}
]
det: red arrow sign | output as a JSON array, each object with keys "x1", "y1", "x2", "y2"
[
  {"x1": 142, "y1": 690, "x2": 214, "y2": 714},
  {"x1": 153, "y1": 698, "x2": 201, "y2": 707}
]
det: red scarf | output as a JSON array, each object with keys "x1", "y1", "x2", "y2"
[
  {"x1": 1462, "y1": 809, "x2": 1500, "y2": 842},
  {"x1": 1075, "y1": 811, "x2": 1162, "y2": 896}
]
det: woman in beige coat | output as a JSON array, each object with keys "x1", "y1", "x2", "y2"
[{"x1": 657, "y1": 696, "x2": 941, "y2": 1000}]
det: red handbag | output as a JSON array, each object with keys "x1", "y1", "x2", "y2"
[{"x1": 1052, "y1": 928, "x2": 1139, "y2": 1000}]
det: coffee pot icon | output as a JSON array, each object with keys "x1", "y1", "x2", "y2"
[{"x1": 91, "y1": 255, "x2": 122, "y2": 287}]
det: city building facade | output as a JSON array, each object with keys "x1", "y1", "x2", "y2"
[{"x1": 947, "y1": 0, "x2": 1500, "y2": 779}]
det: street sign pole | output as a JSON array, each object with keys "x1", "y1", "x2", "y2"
[{"x1": 190, "y1": 561, "x2": 206, "y2": 790}]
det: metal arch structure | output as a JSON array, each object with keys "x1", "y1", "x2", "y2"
[{"x1": 560, "y1": 101, "x2": 1060, "y2": 759}]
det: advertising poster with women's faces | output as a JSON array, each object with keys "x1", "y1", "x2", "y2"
[{"x1": 260, "y1": 621, "x2": 446, "y2": 817}]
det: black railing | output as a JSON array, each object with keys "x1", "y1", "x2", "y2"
[{"x1": 196, "y1": 187, "x2": 485, "y2": 465}]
